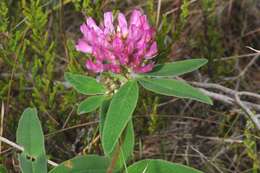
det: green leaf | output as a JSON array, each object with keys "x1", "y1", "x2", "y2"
[
  {"x1": 126, "y1": 159, "x2": 203, "y2": 173},
  {"x1": 115, "y1": 121, "x2": 135, "y2": 169},
  {"x1": 138, "y1": 78, "x2": 212, "y2": 105},
  {"x1": 65, "y1": 72, "x2": 106, "y2": 95},
  {"x1": 19, "y1": 154, "x2": 33, "y2": 173},
  {"x1": 99, "y1": 99, "x2": 111, "y2": 138},
  {"x1": 102, "y1": 80, "x2": 139, "y2": 155},
  {"x1": 77, "y1": 95, "x2": 105, "y2": 115},
  {"x1": 144, "y1": 59, "x2": 208, "y2": 77},
  {"x1": 33, "y1": 154, "x2": 48, "y2": 173},
  {"x1": 16, "y1": 108, "x2": 45, "y2": 157},
  {"x1": 49, "y1": 155, "x2": 110, "y2": 173},
  {"x1": 19, "y1": 153, "x2": 47, "y2": 173},
  {"x1": 0, "y1": 165, "x2": 8, "y2": 173},
  {"x1": 99, "y1": 99, "x2": 135, "y2": 169}
]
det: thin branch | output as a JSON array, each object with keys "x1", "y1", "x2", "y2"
[
  {"x1": 198, "y1": 88, "x2": 234, "y2": 105},
  {"x1": 191, "y1": 82, "x2": 260, "y2": 111},
  {"x1": 45, "y1": 120, "x2": 99, "y2": 137},
  {"x1": 190, "y1": 81, "x2": 260, "y2": 130},
  {"x1": 156, "y1": 0, "x2": 162, "y2": 27},
  {"x1": 235, "y1": 92, "x2": 260, "y2": 130},
  {"x1": 0, "y1": 136, "x2": 58, "y2": 167},
  {"x1": 0, "y1": 102, "x2": 4, "y2": 153},
  {"x1": 190, "y1": 146, "x2": 224, "y2": 173},
  {"x1": 191, "y1": 82, "x2": 236, "y2": 95},
  {"x1": 213, "y1": 52, "x2": 259, "y2": 62},
  {"x1": 237, "y1": 53, "x2": 259, "y2": 78}
]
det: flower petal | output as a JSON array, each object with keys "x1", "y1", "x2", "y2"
[
  {"x1": 127, "y1": 25, "x2": 142, "y2": 42},
  {"x1": 112, "y1": 36, "x2": 124, "y2": 52},
  {"x1": 104, "y1": 12, "x2": 114, "y2": 34},
  {"x1": 76, "y1": 39, "x2": 93, "y2": 53},
  {"x1": 134, "y1": 63, "x2": 154, "y2": 73},
  {"x1": 140, "y1": 15, "x2": 150, "y2": 30},
  {"x1": 118, "y1": 53, "x2": 128, "y2": 65},
  {"x1": 118, "y1": 13, "x2": 128, "y2": 37},
  {"x1": 86, "y1": 60, "x2": 104, "y2": 73},
  {"x1": 77, "y1": 10, "x2": 157, "y2": 74},
  {"x1": 80, "y1": 23, "x2": 88, "y2": 37},
  {"x1": 86, "y1": 17, "x2": 103, "y2": 34},
  {"x1": 145, "y1": 42, "x2": 158, "y2": 59},
  {"x1": 129, "y1": 10, "x2": 142, "y2": 27},
  {"x1": 109, "y1": 64, "x2": 121, "y2": 73}
]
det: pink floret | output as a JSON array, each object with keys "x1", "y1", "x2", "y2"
[{"x1": 76, "y1": 10, "x2": 158, "y2": 74}]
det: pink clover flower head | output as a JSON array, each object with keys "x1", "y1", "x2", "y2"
[{"x1": 76, "y1": 9, "x2": 158, "y2": 74}]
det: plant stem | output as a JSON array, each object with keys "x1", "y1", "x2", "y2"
[{"x1": 106, "y1": 143, "x2": 121, "y2": 173}]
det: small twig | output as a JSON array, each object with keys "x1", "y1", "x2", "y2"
[
  {"x1": 196, "y1": 135, "x2": 243, "y2": 144},
  {"x1": 83, "y1": 135, "x2": 100, "y2": 154},
  {"x1": 156, "y1": 0, "x2": 162, "y2": 27},
  {"x1": 6, "y1": 54, "x2": 18, "y2": 116},
  {"x1": 235, "y1": 92, "x2": 260, "y2": 130},
  {"x1": 62, "y1": 106, "x2": 75, "y2": 128},
  {"x1": 0, "y1": 136, "x2": 58, "y2": 167},
  {"x1": 191, "y1": 82, "x2": 236, "y2": 95},
  {"x1": 164, "y1": 0, "x2": 198, "y2": 16},
  {"x1": 237, "y1": 53, "x2": 259, "y2": 78},
  {"x1": 0, "y1": 136, "x2": 23, "y2": 151},
  {"x1": 59, "y1": 0, "x2": 70, "y2": 61},
  {"x1": 45, "y1": 120, "x2": 99, "y2": 137},
  {"x1": 245, "y1": 46, "x2": 260, "y2": 53},
  {"x1": 0, "y1": 102, "x2": 4, "y2": 153},
  {"x1": 191, "y1": 82, "x2": 260, "y2": 111},
  {"x1": 213, "y1": 52, "x2": 259, "y2": 62},
  {"x1": 190, "y1": 146, "x2": 224, "y2": 173},
  {"x1": 198, "y1": 88, "x2": 234, "y2": 105},
  {"x1": 45, "y1": 110, "x2": 60, "y2": 126},
  {"x1": 190, "y1": 81, "x2": 260, "y2": 130},
  {"x1": 158, "y1": 98, "x2": 179, "y2": 107}
]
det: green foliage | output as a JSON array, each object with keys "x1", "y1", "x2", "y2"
[
  {"x1": 138, "y1": 78, "x2": 212, "y2": 105},
  {"x1": 16, "y1": 108, "x2": 45, "y2": 156},
  {"x1": 99, "y1": 99, "x2": 111, "y2": 137},
  {"x1": 180, "y1": 0, "x2": 189, "y2": 26},
  {"x1": 99, "y1": 98, "x2": 135, "y2": 169},
  {"x1": 77, "y1": 95, "x2": 105, "y2": 115},
  {"x1": 0, "y1": 165, "x2": 8, "y2": 173},
  {"x1": 0, "y1": 1, "x2": 8, "y2": 32},
  {"x1": 22, "y1": 0, "x2": 47, "y2": 35},
  {"x1": 126, "y1": 159, "x2": 202, "y2": 173},
  {"x1": 72, "y1": 0, "x2": 102, "y2": 19},
  {"x1": 16, "y1": 108, "x2": 47, "y2": 173},
  {"x1": 155, "y1": 14, "x2": 173, "y2": 64},
  {"x1": 65, "y1": 72, "x2": 106, "y2": 95},
  {"x1": 146, "y1": 0, "x2": 156, "y2": 25},
  {"x1": 16, "y1": 0, "x2": 60, "y2": 118},
  {"x1": 49, "y1": 155, "x2": 110, "y2": 173},
  {"x1": 19, "y1": 153, "x2": 47, "y2": 173},
  {"x1": 244, "y1": 121, "x2": 260, "y2": 173},
  {"x1": 147, "y1": 97, "x2": 159, "y2": 134},
  {"x1": 102, "y1": 80, "x2": 139, "y2": 155},
  {"x1": 114, "y1": 121, "x2": 135, "y2": 168},
  {"x1": 144, "y1": 59, "x2": 208, "y2": 77},
  {"x1": 199, "y1": 0, "x2": 224, "y2": 78}
]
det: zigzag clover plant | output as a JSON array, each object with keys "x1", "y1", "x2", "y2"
[{"x1": 16, "y1": 9, "x2": 212, "y2": 173}]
